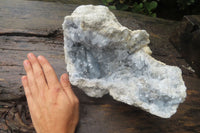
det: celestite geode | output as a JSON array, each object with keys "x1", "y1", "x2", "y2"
[{"x1": 62, "y1": 5, "x2": 187, "y2": 118}]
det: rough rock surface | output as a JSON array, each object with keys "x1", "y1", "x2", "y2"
[{"x1": 62, "y1": 5, "x2": 187, "y2": 118}]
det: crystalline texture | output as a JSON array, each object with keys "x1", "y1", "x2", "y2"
[{"x1": 62, "y1": 5, "x2": 187, "y2": 118}]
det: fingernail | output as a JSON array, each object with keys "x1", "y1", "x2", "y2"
[
  {"x1": 63, "y1": 74, "x2": 68, "y2": 81},
  {"x1": 37, "y1": 56, "x2": 42, "y2": 60},
  {"x1": 21, "y1": 76, "x2": 27, "y2": 80},
  {"x1": 28, "y1": 53, "x2": 33, "y2": 59},
  {"x1": 24, "y1": 60, "x2": 29, "y2": 66}
]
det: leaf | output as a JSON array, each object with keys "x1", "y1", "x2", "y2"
[
  {"x1": 145, "y1": 1, "x2": 158, "y2": 12},
  {"x1": 102, "y1": 0, "x2": 108, "y2": 5},
  {"x1": 138, "y1": 3, "x2": 144, "y2": 8},
  {"x1": 106, "y1": 0, "x2": 114, "y2": 3},
  {"x1": 150, "y1": 1, "x2": 158, "y2": 9},
  {"x1": 109, "y1": 5, "x2": 116, "y2": 10},
  {"x1": 151, "y1": 13, "x2": 157, "y2": 17},
  {"x1": 132, "y1": 2, "x2": 144, "y2": 13},
  {"x1": 118, "y1": 4, "x2": 129, "y2": 10}
]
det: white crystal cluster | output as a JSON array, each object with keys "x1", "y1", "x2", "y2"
[{"x1": 62, "y1": 5, "x2": 187, "y2": 118}]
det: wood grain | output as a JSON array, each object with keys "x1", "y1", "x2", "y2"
[{"x1": 0, "y1": 1, "x2": 200, "y2": 132}]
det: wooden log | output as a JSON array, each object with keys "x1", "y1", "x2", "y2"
[
  {"x1": 0, "y1": 0, "x2": 199, "y2": 132},
  {"x1": 170, "y1": 15, "x2": 200, "y2": 77}
]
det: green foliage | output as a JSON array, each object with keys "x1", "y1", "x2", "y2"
[
  {"x1": 102, "y1": 0, "x2": 114, "y2": 5},
  {"x1": 102, "y1": 0, "x2": 159, "y2": 17},
  {"x1": 109, "y1": 5, "x2": 117, "y2": 9},
  {"x1": 102, "y1": 0, "x2": 198, "y2": 18},
  {"x1": 177, "y1": 0, "x2": 195, "y2": 10},
  {"x1": 132, "y1": 2, "x2": 144, "y2": 13}
]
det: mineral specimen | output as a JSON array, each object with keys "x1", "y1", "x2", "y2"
[{"x1": 62, "y1": 5, "x2": 187, "y2": 118}]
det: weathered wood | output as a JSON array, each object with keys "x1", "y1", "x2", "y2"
[
  {"x1": 0, "y1": 0, "x2": 200, "y2": 132},
  {"x1": 170, "y1": 15, "x2": 200, "y2": 77}
]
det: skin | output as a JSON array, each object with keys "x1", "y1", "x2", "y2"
[{"x1": 21, "y1": 53, "x2": 79, "y2": 133}]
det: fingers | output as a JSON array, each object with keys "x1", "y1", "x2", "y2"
[
  {"x1": 60, "y1": 73, "x2": 79, "y2": 103},
  {"x1": 23, "y1": 60, "x2": 38, "y2": 96},
  {"x1": 60, "y1": 73, "x2": 71, "y2": 91},
  {"x1": 27, "y1": 53, "x2": 48, "y2": 90},
  {"x1": 37, "y1": 55, "x2": 60, "y2": 90},
  {"x1": 21, "y1": 75, "x2": 38, "y2": 116},
  {"x1": 21, "y1": 76, "x2": 32, "y2": 98}
]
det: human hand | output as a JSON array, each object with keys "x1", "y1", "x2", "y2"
[{"x1": 21, "y1": 53, "x2": 79, "y2": 133}]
